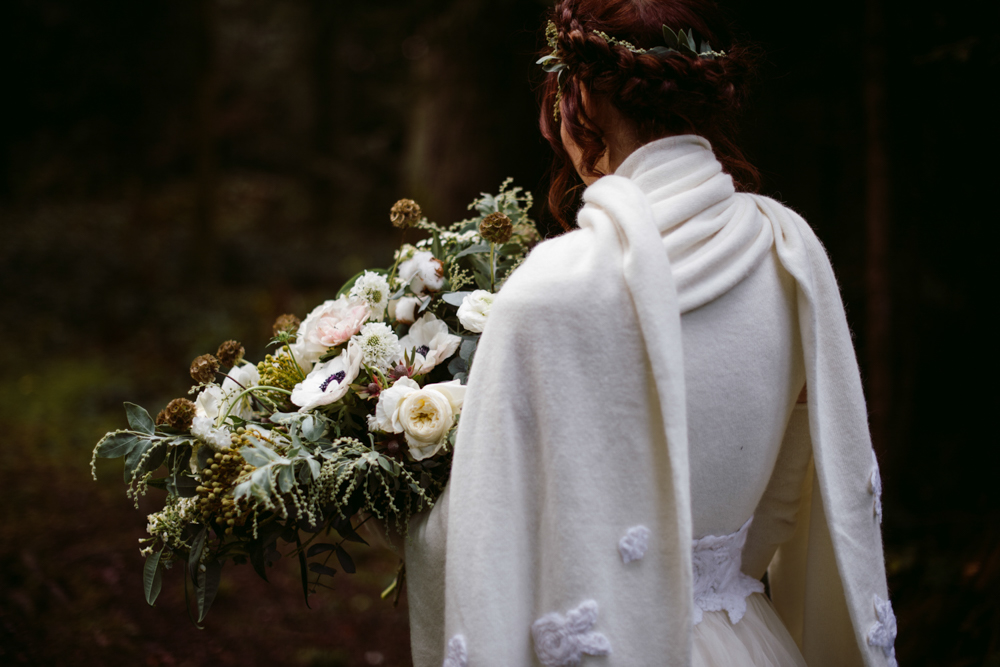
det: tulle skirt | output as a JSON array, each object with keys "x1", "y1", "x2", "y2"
[{"x1": 692, "y1": 593, "x2": 807, "y2": 667}]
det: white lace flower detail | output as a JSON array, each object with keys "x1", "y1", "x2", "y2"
[
  {"x1": 870, "y1": 449, "x2": 883, "y2": 524},
  {"x1": 618, "y1": 525, "x2": 650, "y2": 564},
  {"x1": 867, "y1": 594, "x2": 898, "y2": 667},
  {"x1": 441, "y1": 635, "x2": 467, "y2": 667},
  {"x1": 531, "y1": 600, "x2": 611, "y2": 666},
  {"x1": 691, "y1": 516, "x2": 764, "y2": 625}
]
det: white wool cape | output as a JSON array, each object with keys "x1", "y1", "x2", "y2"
[{"x1": 409, "y1": 136, "x2": 890, "y2": 666}]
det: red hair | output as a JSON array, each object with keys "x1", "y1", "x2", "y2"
[{"x1": 540, "y1": 0, "x2": 760, "y2": 230}]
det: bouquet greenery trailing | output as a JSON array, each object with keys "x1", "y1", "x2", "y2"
[{"x1": 91, "y1": 180, "x2": 540, "y2": 624}]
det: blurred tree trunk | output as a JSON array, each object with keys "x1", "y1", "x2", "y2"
[
  {"x1": 194, "y1": 0, "x2": 218, "y2": 275},
  {"x1": 308, "y1": 0, "x2": 339, "y2": 230},
  {"x1": 864, "y1": 0, "x2": 891, "y2": 455}
]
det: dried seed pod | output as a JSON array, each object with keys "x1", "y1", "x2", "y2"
[
  {"x1": 479, "y1": 212, "x2": 513, "y2": 244},
  {"x1": 216, "y1": 340, "x2": 245, "y2": 368},
  {"x1": 390, "y1": 198, "x2": 422, "y2": 229},
  {"x1": 190, "y1": 354, "x2": 220, "y2": 384}
]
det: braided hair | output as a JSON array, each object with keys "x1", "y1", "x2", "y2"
[{"x1": 540, "y1": 0, "x2": 760, "y2": 230}]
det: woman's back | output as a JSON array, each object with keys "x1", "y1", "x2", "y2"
[{"x1": 682, "y1": 245, "x2": 803, "y2": 538}]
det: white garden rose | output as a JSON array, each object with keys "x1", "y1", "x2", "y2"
[
  {"x1": 292, "y1": 296, "x2": 371, "y2": 370},
  {"x1": 398, "y1": 312, "x2": 461, "y2": 374},
  {"x1": 368, "y1": 378, "x2": 466, "y2": 461},
  {"x1": 398, "y1": 250, "x2": 445, "y2": 295},
  {"x1": 290, "y1": 341, "x2": 363, "y2": 411},
  {"x1": 457, "y1": 290, "x2": 495, "y2": 333}
]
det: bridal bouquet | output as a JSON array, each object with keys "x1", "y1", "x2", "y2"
[{"x1": 91, "y1": 180, "x2": 539, "y2": 623}]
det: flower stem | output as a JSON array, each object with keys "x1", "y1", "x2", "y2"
[
  {"x1": 217, "y1": 385, "x2": 294, "y2": 426},
  {"x1": 489, "y1": 242, "x2": 496, "y2": 292},
  {"x1": 387, "y1": 229, "x2": 407, "y2": 290},
  {"x1": 284, "y1": 342, "x2": 306, "y2": 381}
]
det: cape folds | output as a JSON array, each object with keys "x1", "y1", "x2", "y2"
[{"x1": 409, "y1": 135, "x2": 892, "y2": 666}]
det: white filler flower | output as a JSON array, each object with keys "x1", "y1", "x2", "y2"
[
  {"x1": 398, "y1": 250, "x2": 445, "y2": 295},
  {"x1": 356, "y1": 322, "x2": 402, "y2": 370},
  {"x1": 368, "y1": 377, "x2": 466, "y2": 460},
  {"x1": 457, "y1": 290, "x2": 495, "y2": 333},
  {"x1": 291, "y1": 341, "x2": 363, "y2": 411},
  {"x1": 349, "y1": 271, "x2": 390, "y2": 320},
  {"x1": 398, "y1": 312, "x2": 461, "y2": 374}
]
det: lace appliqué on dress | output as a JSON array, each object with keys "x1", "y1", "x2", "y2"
[
  {"x1": 870, "y1": 450, "x2": 883, "y2": 524},
  {"x1": 692, "y1": 516, "x2": 764, "y2": 625},
  {"x1": 618, "y1": 525, "x2": 650, "y2": 563},
  {"x1": 531, "y1": 599, "x2": 611, "y2": 666},
  {"x1": 867, "y1": 594, "x2": 898, "y2": 667},
  {"x1": 442, "y1": 635, "x2": 468, "y2": 667}
]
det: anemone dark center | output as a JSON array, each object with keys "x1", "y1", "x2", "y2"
[
  {"x1": 416, "y1": 345, "x2": 430, "y2": 357},
  {"x1": 320, "y1": 370, "x2": 347, "y2": 392}
]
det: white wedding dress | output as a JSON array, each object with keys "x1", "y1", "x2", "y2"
[{"x1": 405, "y1": 136, "x2": 895, "y2": 666}]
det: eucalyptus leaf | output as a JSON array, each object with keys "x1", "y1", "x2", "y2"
[
  {"x1": 124, "y1": 402, "x2": 155, "y2": 435},
  {"x1": 240, "y1": 446, "x2": 271, "y2": 468},
  {"x1": 143, "y1": 548, "x2": 164, "y2": 606},
  {"x1": 441, "y1": 291, "x2": 472, "y2": 307},
  {"x1": 448, "y1": 356, "x2": 468, "y2": 376},
  {"x1": 459, "y1": 338, "x2": 478, "y2": 363},
  {"x1": 277, "y1": 465, "x2": 294, "y2": 493},
  {"x1": 301, "y1": 415, "x2": 324, "y2": 442},
  {"x1": 453, "y1": 243, "x2": 491, "y2": 260},
  {"x1": 95, "y1": 431, "x2": 141, "y2": 459}
]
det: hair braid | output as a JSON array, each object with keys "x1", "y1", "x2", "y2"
[{"x1": 540, "y1": 0, "x2": 760, "y2": 230}]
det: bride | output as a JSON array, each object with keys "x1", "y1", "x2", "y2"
[{"x1": 400, "y1": 1, "x2": 897, "y2": 665}]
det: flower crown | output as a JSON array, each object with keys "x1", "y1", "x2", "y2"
[{"x1": 538, "y1": 20, "x2": 727, "y2": 121}]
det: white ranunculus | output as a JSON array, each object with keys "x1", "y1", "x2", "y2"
[
  {"x1": 398, "y1": 312, "x2": 461, "y2": 374},
  {"x1": 292, "y1": 296, "x2": 371, "y2": 370},
  {"x1": 368, "y1": 378, "x2": 466, "y2": 461},
  {"x1": 349, "y1": 271, "x2": 390, "y2": 321},
  {"x1": 191, "y1": 415, "x2": 233, "y2": 451},
  {"x1": 457, "y1": 290, "x2": 495, "y2": 333},
  {"x1": 194, "y1": 385, "x2": 224, "y2": 420},
  {"x1": 291, "y1": 341, "x2": 363, "y2": 411},
  {"x1": 193, "y1": 362, "x2": 259, "y2": 426},
  {"x1": 221, "y1": 362, "x2": 260, "y2": 421},
  {"x1": 388, "y1": 295, "x2": 428, "y2": 325},
  {"x1": 398, "y1": 250, "x2": 445, "y2": 295}
]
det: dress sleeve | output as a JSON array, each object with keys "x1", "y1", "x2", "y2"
[{"x1": 742, "y1": 402, "x2": 813, "y2": 581}]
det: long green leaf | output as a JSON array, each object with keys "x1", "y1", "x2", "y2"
[
  {"x1": 296, "y1": 533, "x2": 311, "y2": 609},
  {"x1": 143, "y1": 548, "x2": 164, "y2": 606},
  {"x1": 197, "y1": 560, "x2": 223, "y2": 623},
  {"x1": 124, "y1": 402, "x2": 155, "y2": 435},
  {"x1": 188, "y1": 526, "x2": 207, "y2": 586}
]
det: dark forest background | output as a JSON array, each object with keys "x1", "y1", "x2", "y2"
[{"x1": 0, "y1": 0, "x2": 997, "y2": 665}]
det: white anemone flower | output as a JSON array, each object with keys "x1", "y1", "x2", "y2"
[
  {"x1": 398, "y1": 312, "x2": 461, "y2": 374},
  {"x1": 290, "y1": 341, "x2": 363, "y2": 411},
  {"x1": 349, "y1": 271, "x2": 391, "y2": 321}
]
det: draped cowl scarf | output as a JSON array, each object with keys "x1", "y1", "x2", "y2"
[{"x1": 418, "y1": 135, "x2": 891, "y2": 666}]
